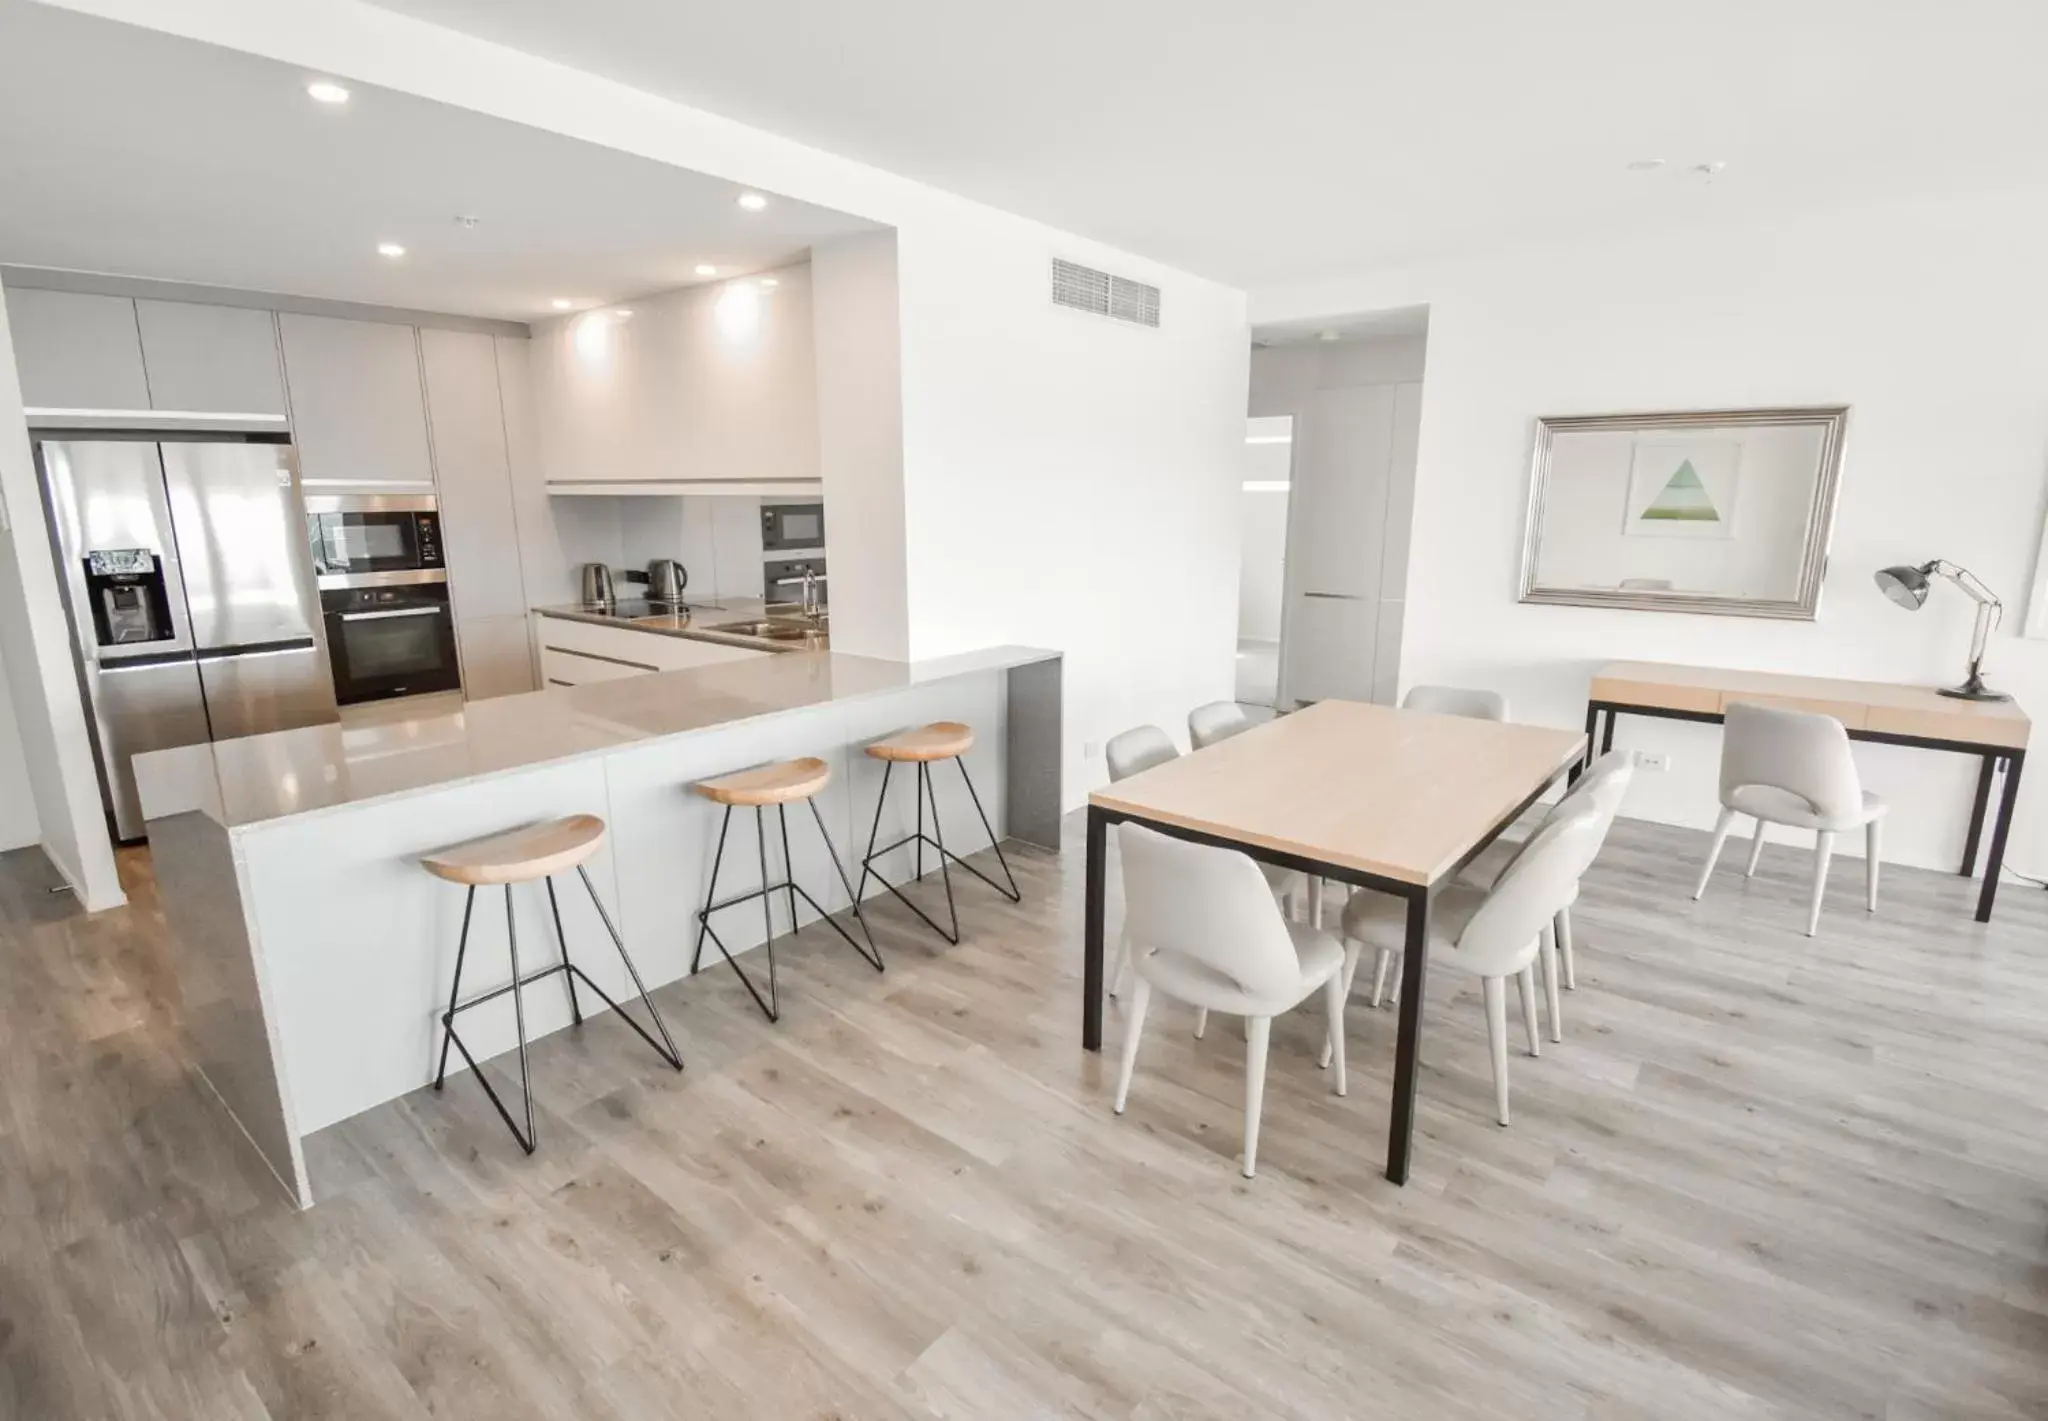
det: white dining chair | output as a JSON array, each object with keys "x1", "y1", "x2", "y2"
[
  {"x1": 1103, "y1": 725, "x2": 1302, "y2": 1010},
  {"x1": 1188, "y1": 700, "x2": 1254, "y2": 749},
  {"x1": 1455, "y1": 750, "x2": 1638, "y2": 1033},
  {"x1": 1691, "y1": 702, "x2": 1885, "y2": 936},
  {"x1": 1113, "y1": 824, "x2": 1357, "y2": 1177},
  {"x1": 1339, "y1": 800, "x2": 1605, "y2": 1126},
  {"x1": 1402, "y1": 684, "x2": 1509, "y2": 721}
]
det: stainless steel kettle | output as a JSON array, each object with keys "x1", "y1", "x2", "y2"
[
  {"x1": 579, "y1": 562, "x2": 615, "y2": 608},
  {"x1": 647, "y1": 558, "x2": 687, "y2": 603}
]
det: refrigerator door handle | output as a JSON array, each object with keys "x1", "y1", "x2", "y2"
[{"x1": 194, "y1": 637, "x2": 319, "y2": 662}]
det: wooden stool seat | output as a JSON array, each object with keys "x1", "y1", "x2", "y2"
[
  {"x1": 695, "y1": 756, "x2": 831, "y2": 807},
  {"x1": 421, "y1": 814, "x2": 607, "y2": 886},
  {"x1": 866, "y1": 721, "x2": 975, "y2": 763}
]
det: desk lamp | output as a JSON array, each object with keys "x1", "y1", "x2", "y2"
[{"x1": 1873, "y1": 561, "x2": 2010, "y2": 702}]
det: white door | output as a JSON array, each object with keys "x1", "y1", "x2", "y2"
[{"x1": 1236, "y1": 415, "x2": 1293, "y2": 707}]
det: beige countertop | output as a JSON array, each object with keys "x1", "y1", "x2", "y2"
[
  {"x1": 534, "y1": 598, "x2": 827, "y2": 653},
  {"x1": 135, "y1": 645, "x2": 1057, "y2": 832}
]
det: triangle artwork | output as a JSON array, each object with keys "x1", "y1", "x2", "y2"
[{"x1": 1639, "y1": 459, "x2": 1721, "y2": 523}]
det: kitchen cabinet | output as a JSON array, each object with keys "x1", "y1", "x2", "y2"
[
  {"x1": 3, "y1": 287, "x2": 151, "y2": 410},
  {"x1": 420, "y1": 328, "x2": 525, "y2": 622},
  {"x1": 529, "y1": 263, "x2": 817, "y2": 487},
  {"x1": 531, "y1": 614, "x2": 771, "y2": 686},
  {"x1": 456, "y1": 615, "x2": 536, "y2": 700},
  {"x1": 277, "y1": 313, "x2": 434, "y2": 488},
  {"x1": 134, "y1": 300, "x2": 287, "y2": 415}
]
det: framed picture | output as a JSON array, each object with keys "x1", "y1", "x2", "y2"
[
  {"x1": 1622, "y1": 440, "x2": 1741, "y2": 539},
  {"x1": 1518, "y1": 406, "x2": 1848, "y2": 619}
]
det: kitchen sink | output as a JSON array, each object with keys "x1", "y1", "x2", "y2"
[{"x1": 716, "y1": 619, "x2": 825, "y2": 642}]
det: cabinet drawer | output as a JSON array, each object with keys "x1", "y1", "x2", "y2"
[
  {"x1": 534, "y1": 615, "x2": 660, "y2": 664},
  {"x1": 540, "y1": 646, "x2": 656, "y2": 687}
]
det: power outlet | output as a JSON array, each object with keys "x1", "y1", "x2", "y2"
[
  {"x1": 1639, "y1": 752, "x2": 1672, "y2": 773},
  {"x1": 1083, "y1": 740, "x2": 1102, "y2": 761}
]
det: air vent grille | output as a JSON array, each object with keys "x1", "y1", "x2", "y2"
[{"x1": 1051, "y1": 258, "x2": 1160, "y2": 328}]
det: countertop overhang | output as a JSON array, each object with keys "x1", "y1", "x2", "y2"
[{"x1": 136, "y1": 646, "x2": 1059, "y2": 833}]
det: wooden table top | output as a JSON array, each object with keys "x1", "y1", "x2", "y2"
[
  {"x1": 1589, "y1": 660, "x2": 2031, "y2": 750},
  {"x1": 1088, "y1": 700, "x2": 1586, "y2": 887}
]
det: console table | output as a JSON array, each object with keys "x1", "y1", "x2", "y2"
[{"x1": 1581, "y1": 661, "x2": 2030, "y2": 922}]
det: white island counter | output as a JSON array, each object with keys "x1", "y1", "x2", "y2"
[{"x1": 136, "y1": 645, "x2": 1061, "y2": 1206}]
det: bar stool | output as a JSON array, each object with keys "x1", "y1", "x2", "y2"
[
  {"x1": 424, "y1": 814, "x2": 682, "y2": 1155},
  {"x1": 688, "y1": 756, "x2": 882, "y2": 1023},
  {"x1": 857, "y1": 721, "x2": 1020, "y2": 945}
]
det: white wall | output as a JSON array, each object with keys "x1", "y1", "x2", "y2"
[
  {"x1": 1254, "y1": 187, "x2": 2048, "y2": 873},
  {"x1": 0, "y1": 637, "x2": 39, "y2": 852},
  {"x1": 0, "y1": 296, "x2": 124, "y2": 906}
]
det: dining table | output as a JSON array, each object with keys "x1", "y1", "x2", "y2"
[{"x1": 1083, "y1": 699, "x2": 1587, "y2": 1184}]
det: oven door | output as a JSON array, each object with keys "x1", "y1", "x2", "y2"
[{"x1": 322, "y1": 584, "x2": 461, "y2": 703}]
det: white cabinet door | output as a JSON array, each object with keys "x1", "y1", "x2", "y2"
[
  {"x1": 135, "y1": 300, "x2": 287, "y2": 416},
  {"x1": 420, "y1": 328, "x2": 525, "y2": 621},
  {"x1": 1291, "y1": 384, "x2": 1397, "y2": 598},
  {"x1": 278, "y1": 313, "x2": 434, "y2": 489},
  {"x1": 3, "y1": 288, "x2": 149, "y2": 410},
  {"x1": 457, "y1": 615, "x2": 536, "y2": 700},
  {"x1": 1286, "y1": 593, "x2": 1377, "y2": 705}
]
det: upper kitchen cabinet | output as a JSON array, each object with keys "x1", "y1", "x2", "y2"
[
  {"x1": 3, "y1": 287, "x2": 151, "y2": 410},
  {"x1": 530, "y1": 263, "x2": 818, "y2": 486},
  {"x1": 278, "y1": 313, "x2": 434, "y2": 489},
  {"x1": 419, "y1": 327, "x2": 525, "y2": 623},
  {"x1": 134, "y1": 300, "x2": 287, "y2": 416}
]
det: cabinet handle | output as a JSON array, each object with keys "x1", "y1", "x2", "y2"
[{"x1": 339, "y1": 607, "x2": 444, "y2": 621}]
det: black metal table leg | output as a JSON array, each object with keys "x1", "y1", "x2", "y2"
[
  {"x1": 1975, "y1": 750, "x2": 2025, "y2": 923},
  {"x1": 1385, "y1": 888, "x2": 1432, "y2": 1185},
  {"x1": 1572, "y1": 704, "x2": 1600, "y2": 785},
  {"x1": 1961, "y1": 753, "x2": 1999, "y2": 877},
  {"x1": 1083, "y1": 805, "x2": 1107, "y2": 1052},
  {"x1": 1599, "y1": 708, "x2": 1615, "y2": 756}
]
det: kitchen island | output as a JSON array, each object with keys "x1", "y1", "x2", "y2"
[
  {"x1": 135, "y1": 645, "x2": 1061, "y2": 1206},
  {"x1": 531, "y1": 599, "x2": 827, "y2": 686}
]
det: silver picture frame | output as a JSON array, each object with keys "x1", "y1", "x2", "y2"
[{"x1": 1517, "y1": 405, "x2": 1849, "y2": 619}]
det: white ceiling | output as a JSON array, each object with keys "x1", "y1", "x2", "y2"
[
  {"x1": 367, "y1": 0, "x2": 2048, "y2": 289},
  {"x1": 0, "y1": 0, "x2": 876, "y2": 320}
]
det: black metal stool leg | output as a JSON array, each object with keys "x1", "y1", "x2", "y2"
[
  {"x1": 856, "y1": 760, "x2": 894, "y2": 903},
  {"x1": 571, "y1": 864, "x2": 684, "y2": 1070},
  {"x1": 810, "y1": 796, "x2": 883, "y2": 972},
  {"x1": 689, "y1": 803, "x2": 783, "y2": 1023},
  {"x1": 690, "y1": 806, "x2": 733, "y2": 976},
  {"x1": 442, "y1": 884, "x2": 539, "y2": 1155},
  {"x1": 956, "y1": 755, "x2": 1021, "y2": 902},
  {"x1": 434, "y1": 886, "x2": 477, "y2": 1090},
  {"x1": 545, "y1": 876, "x2": 582, "y2": 1026},
  {"x1": 922, "y1": 762, "x2": 962, "y2": 945},
  {"x1": 778, "y1": 804, "x2": 800, "y2": 937}
]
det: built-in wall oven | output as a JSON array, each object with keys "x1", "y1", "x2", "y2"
[{"x1": 308, "y1": 495, "x2": 462, "y2": 704}]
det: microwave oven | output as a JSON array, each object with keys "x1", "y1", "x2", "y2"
[{"x1": 306, "y1": 493, "x2": 445, "y2": 588}]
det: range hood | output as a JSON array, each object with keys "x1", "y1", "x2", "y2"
[{"x1": 545, "y1": 478, "x2": 822, "y2": 498}]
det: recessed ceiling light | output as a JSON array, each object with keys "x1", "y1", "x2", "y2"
[
  {"x1": 1690, "y1": 160, "x2": 1727, "y2": 177},
  {"x1": 612, "y1": 309, "x2": 633, "y2": 319},
  {"x1": 1626, "y1": 157, "x2": 1666, "y2": 171},
  {"x1": 695, "y1": 264, "x2": 718, "y2": 277},
  {"x1": 551, "y1": 299, "x2": 574, "y2": 310},
  {"x1": 737, "y1": 192, "x2": 768, "y2": 212},
  {"x1": 1318, "y1": 329, "x2": 1341, "y2": 343},
  {"x1": 307, "y1": 80, "x2": 350, "y2": 105},
  {"x1": 759, "y1": 276, "x2": 779, "y2": 289},
  {"x1": 376, "y1": 242, "x2": 405, "y2": 258},
  {"x1": 453, "y1": 214, "x2": 481, "y2": 230}
]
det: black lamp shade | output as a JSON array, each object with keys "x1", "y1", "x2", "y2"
[{"x1": 1874, "y1": 563, "x2": 1931, "y2": 610}]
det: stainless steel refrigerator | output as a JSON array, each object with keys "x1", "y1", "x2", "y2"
[{"x1": 37, "y1": 436, "x2": 339, "y2": 841}]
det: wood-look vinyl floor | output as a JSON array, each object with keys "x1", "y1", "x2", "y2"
[{"x1": 2, "y1": 814, "x2": 2046, "y2": 1419}]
